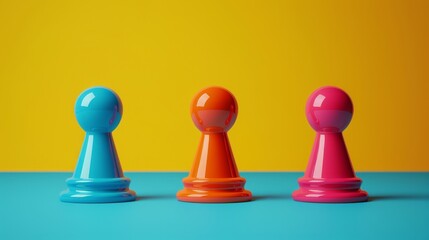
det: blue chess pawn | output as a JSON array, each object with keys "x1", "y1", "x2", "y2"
[{"x1": 60, "y1": 87, "x2": 136, "y2": 203}]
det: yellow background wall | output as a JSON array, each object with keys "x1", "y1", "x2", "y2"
[{"x1": 0, "y1": 0, "x2": 428, "y2": 171}]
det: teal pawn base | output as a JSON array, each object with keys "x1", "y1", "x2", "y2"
[{"x1": 60, "y1": 177, "x2": 136, "y2": 203}]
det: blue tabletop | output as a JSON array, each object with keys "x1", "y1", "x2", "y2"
[{"x1": 1, "y1": 172, "x2": 428, "y2": 240}]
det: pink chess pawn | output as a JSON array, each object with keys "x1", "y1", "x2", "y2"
[{"x1": 292, "y1": 86, "x2": 368, "y2": 203}]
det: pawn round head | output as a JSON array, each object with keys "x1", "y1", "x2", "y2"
[
  {"x1": 75, "y1": 87, "x2": 123, "y2": 133},
  {"x1": 191, "y1": 86, "x2": 238, "y2": 132},
  {"x1": 306, "y1": 86, "x2": 353, "y2": 132}
]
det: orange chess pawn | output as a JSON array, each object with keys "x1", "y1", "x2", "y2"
[{"x1": 177, "y1": 86, "x2": 252, "y2": 203}]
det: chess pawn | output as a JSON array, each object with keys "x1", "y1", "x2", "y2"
[
  {"x1": 60, "y1": 87, "x2": 136, "y2": 203},
  {"x1": 177, "y1": 86, "x2": 252, "y2": 203},
  {"x1": 292, "y1": 86, "x2": 368, "y2": 203}
]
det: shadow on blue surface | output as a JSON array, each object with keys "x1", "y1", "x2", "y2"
[
  {"x1": 369, "y1": 194, "x2": 429, "y2": 202},
  {"x1": 252, "y1": 194, "x2": 291, "y2": 201},
  {"x1": 136, "y1": 195, "x2": 174, "y2": 201},
  {"x1": 137, "y1": 195, "x2": 293, "y2": 202}
]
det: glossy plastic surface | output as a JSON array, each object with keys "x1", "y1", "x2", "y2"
[
  {"x1": 177, "y1": 86, "x2": 252, "y2": 203},
  {"x1": 60, "y1": 87, "x2": 136, "y2": 203},
  {"x1": 292, "y1": 86, "x2": 368, "y2": 203}
]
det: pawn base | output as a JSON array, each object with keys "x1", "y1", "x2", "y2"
[
  {"x1": 177, "y1": 189, "x2": 252, "y2": 203},
  {"x1": 177, "y1": 177, "x2": 252, "y2": 203},
  {"x1": 60, "y1": 189, "x2": 136, "y2": 203},
  {"x1": 292, "y1": 177, "x2": 368, "y2": 203},
  {"x1": 292, "y1": 189, "x2": 368, "y2": 203},
  {"x1": 60, "y1": 177, "x2": 136, "y2": 203}
]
